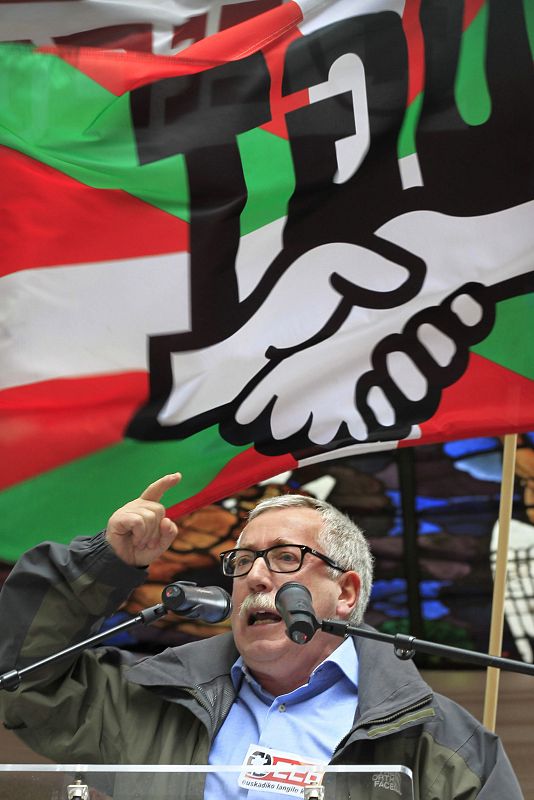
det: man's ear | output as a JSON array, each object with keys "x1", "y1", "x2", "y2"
[{"x1": 335, "y1": 571, "x2": 361, "y2": 620}]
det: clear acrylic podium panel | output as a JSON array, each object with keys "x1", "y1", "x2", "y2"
[{"x1": 0, "y1": 764, "x2": 414, "y2": 800}]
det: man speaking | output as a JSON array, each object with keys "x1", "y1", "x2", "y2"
[{"x1": 0, "y1": 473, "x2": 523, "y2": 798}]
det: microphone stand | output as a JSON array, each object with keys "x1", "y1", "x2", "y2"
[
  {"x1": 275, "y1": 582, "x2": 534, "y2": 676},
  {"x1": 0, "y1": 603, "x2": 169, "y2": 692},
  {"x1": 320, "y1": 618, "x2": 534, "y2": 676},
  {"x1": 1, "y1": 579, "x2": 232, "y2": 692}
]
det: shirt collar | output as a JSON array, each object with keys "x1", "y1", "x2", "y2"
[{"x1": 231, "y1": 636, "x2": 358, "y2": 700}]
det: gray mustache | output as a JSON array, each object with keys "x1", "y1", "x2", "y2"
[{"x1": 239, "y1": 592, "x2": 278, "y2": 618}]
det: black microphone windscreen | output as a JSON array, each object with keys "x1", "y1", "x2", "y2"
[
  {"x1": 162, "y1": 582, "x2": 232, "y2": 623},
  {"x1": 275, "y1": 582, "x2": 319, "y2": 644}
]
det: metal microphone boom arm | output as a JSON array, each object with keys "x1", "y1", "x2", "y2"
[
  {"x1": 320, "y1": 619, "x2": 534, "y2": 677},
  {"x1": 0, "y1": 580, "x2": 232, "y2": 692},
  {"x1": 0, "y1": 603, "x2": 168, "y2": 692},
  {"x1": 273, "y1": 582, "x2": 534, "y2": 676}
]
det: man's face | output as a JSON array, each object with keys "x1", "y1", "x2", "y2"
[{"x1": 230, "y1": 506, "x2": 359, "y2": 694}]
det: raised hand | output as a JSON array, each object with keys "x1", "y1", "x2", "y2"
[{"x1": 105, "y1": 473, "x2": 181, "y2": 567}]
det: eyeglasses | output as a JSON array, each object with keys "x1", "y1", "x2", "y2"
[{"x1": 219, "y1": 543, "x2": 345, "y2": 578}]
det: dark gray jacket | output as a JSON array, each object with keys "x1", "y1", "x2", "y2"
[{"x1": 0, "y1": 533, "x2": 524, "y2": 799}]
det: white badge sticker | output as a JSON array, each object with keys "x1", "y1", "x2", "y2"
[{"x1": 238, "y1": 744, "x2": 325, "y2": 796}]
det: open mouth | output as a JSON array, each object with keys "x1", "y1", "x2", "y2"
[{"x1": 248, "y1": 610, "x2": 282, "y2": 626}]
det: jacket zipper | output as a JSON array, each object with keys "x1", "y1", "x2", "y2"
[
  {"x1": 363, "y1": 693, "x2": 433, "y2": 727},
  {"x1": 180, "y1": 683, "x2": 236, "y2": 740},
  {"x1": 180, "y1": 685, "x2": 216, "y2": 729},
  {"x1": 331, "y1": 693, "x2": 433, "y2": 758}
]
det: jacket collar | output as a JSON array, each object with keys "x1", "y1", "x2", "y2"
[
  {"x1": 126, "y1": 624, "x2": 433, "y2": 719},
  {"x1": 126, "y1": 625, "x2": 437, "y2": 745},
  {"x1": 353, "y1": 624, "x2": 434, "y2": 727},
  {"x1": 126, "y1": 631, "x2": 239, "y2": 689}
]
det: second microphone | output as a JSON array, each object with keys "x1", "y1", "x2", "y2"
[{"x1": 162, "y1": 581, "x2": 232, "y2": 623}]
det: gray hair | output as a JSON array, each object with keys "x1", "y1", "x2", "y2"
[{"x1": 241, "y1": 494, "x2": 374, "y2": 624}]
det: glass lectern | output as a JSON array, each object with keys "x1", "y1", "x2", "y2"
[{"x1": 0, "y1": 764, "x2": 414, "y2": 800}]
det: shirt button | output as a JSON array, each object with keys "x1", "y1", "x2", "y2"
[{"x1": 278, "y1": 704, "x2": 286, "y2": 712}]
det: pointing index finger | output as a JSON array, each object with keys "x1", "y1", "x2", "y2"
[{"x1": 139, "y1": 473, "x2": 182, "y2": 503}]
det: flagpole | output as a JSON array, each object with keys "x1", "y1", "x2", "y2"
[{"x1": 483, "y1": 433, "x2": 518, "y2": 731}]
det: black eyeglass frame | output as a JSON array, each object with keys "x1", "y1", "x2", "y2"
[{"x1": 219, "y1": 543, "x2": 345, "y2": 577}]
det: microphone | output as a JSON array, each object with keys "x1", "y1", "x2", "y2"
[
  {"x1": 275, "y1": 582, "x2": 320, "y2": 645},
  {"x1": 161, "y1": 581, "x2": 232, "y2": 623}
]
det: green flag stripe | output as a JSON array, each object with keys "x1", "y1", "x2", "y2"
[
  {"x1": 0, "y1": 44, "x2": 190, "y2": 222},
  {"x1": 398, "y1": 4, "x2": 493, "y2": 160},
  {"x1": 471, "y1": 293, "x2": 534, "y2": 379},
  {"x1": 238, "y1": 127, "x2": 295, "y2": 235},
  {"x1": 0, "y1": 428, "x2": 249, "y2": 562},
  {"x1": 455, "y1": 3, "x2": 491, "y2": 127},
  {"x1": 524, "y1": 0, "x2": 534, "y2": 58},
  {"x1": 397, "y1": 91, "x2": 423, "y2": 160}
]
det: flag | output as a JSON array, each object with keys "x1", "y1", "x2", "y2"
[{"x1": 1, "y1": 0, "x2": 533, "y2": 562}]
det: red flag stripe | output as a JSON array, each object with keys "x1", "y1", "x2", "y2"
[
  {"x1": 0, "y1": 146, "x2": 188, "y2": 277},
  {"x1": 0, "y1": 372, "x2": 148, "y2": 489},
  {"x1": 463, "y1": 0, "x2": 486, "y2": 30},
  {"x1": 38, "y1": 1, "x2": 304, "y2": 95},
  {"x1": 166, "y1": 446, "x2": 297, "y2": 518},
  {"x1": 401, "y1": 353, "x2": 534, "y2": 447},
  {"x1": 402, "y1": 0, "x2": 425, "y2": 105}
]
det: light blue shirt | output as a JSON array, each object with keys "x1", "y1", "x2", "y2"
[{"x1": 206, "y1": 637, "x2": 359, "y2": 800}]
